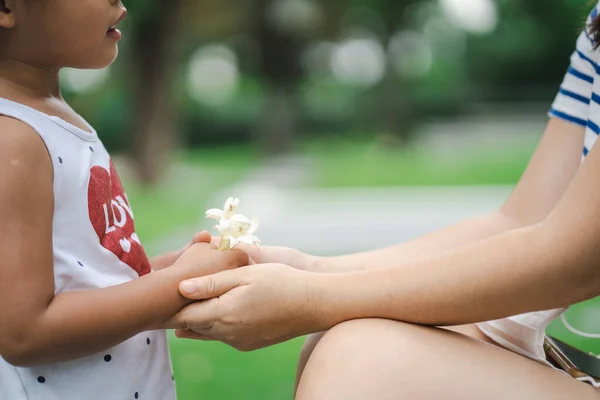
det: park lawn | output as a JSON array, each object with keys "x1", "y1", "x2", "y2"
[
  {"x1": 305, "y1": 136, "x2": 537, "y2": 187},
  {"x1": 169, "y1": 332, "x2": 304, "y2": 400}
]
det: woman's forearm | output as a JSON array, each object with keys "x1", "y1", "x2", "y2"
[
  {"x1": 315, "y1": 211, "x2": 524, "y2": 272},
  {"x1": 318, "y1": 222, "x2": 597, "y2": 328}
]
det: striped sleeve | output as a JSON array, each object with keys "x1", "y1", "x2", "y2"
[{"x1": 549, "y1": 8, "x2": 599, "y2": 127}]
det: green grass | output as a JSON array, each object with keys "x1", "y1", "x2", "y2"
[
  {"x1": 547, "y1": 298, "x2": 600, "y2": 354},
  {"x1": 170, "y1": 332, "x2": 303, "y2": 400},
  {"x1": 306, "y1": 136, "x2": 537, "y2": 187}
]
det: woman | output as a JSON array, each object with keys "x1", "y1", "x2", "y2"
[{"x1": 166, "y1": 3, "x2": 600, "y2": 399}]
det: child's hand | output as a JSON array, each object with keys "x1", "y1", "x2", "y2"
[
  {"x1": 182, "y1": 231, "x2": 213, "y2": 252},
  {"x1": 150, "y1": 231, "x2": 213, "y2": 271},
  {"x1": 174, "y1": 241, "x2": 250, "y2": 279}
]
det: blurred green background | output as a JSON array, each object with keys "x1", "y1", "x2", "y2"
[{"x1": 65, "y1": 0, "x2": 600, "y2": 398}]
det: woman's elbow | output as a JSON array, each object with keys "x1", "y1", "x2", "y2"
[
  {"x1": 542, "y1": 223, "x2": 600, "y2": 304},
  {"x1": 570, "y1": 262, "x2": 600, "y2": 305}
]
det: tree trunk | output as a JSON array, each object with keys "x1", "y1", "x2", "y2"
[
  {"x1": 253, "y1": 0, "x2": 304, "y2": 155},
  {"x1": 129, "y1": 1, "x2": 183, "y2": 185},
  {"x1": 256, "y1": 84, "x2": 299, "y2": 154},
  {"x1": 379, "y1": 68, "x2": 416, "y2": 148},
  {"x1": 379, "y1": 0, "x2": 416, "y2": 148}
]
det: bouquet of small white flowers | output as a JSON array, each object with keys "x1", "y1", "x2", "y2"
[{"x1": 205, "y1": 197, "x2": 261, "y2": 251}]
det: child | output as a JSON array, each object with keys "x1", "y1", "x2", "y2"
[{"x1": 0, "y1": 1, "x2": 248, "y2": 399}]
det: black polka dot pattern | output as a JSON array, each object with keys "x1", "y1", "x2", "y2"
[
  {"x1": 89, "y1": 146, "x2": 94, "y2": 153},
  {"x1": 77, "y1": 261, "x2": 83, "y2": 267},
  {"x1": 134, "y1": 392, "x2": 139, "y2": 399},
  {"x1": 146, "y1": 338, "x2": 150, "y2": 345},
  {"x1": 58, "y1": 157, "x2": 63, "y2": 164},
  {"x1": 104, "y1": 354, "x2": 112, "y2": 362},
  {"x1": 37, "y1": 376, "x2": 46, "y2": 383}
]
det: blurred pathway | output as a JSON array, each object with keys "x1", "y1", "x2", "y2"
[
  {"x1": 147, "y1": 109, "x2": 542, "y2": 255},
  {"x1": 211, "y1": 180, "x2": 511, "y2": 256},
  {"x1": 147, "y1": 153, "x2": 511, "y2": 256}
]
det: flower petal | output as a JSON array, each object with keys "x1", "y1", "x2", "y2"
[
  {"x1": 230, "y1": 221, "x2": 251, "y2": 237},
  {"x1": 229, "y1": 236, "x2": 240, "y2": 249},
  {"x1": 205, "y1": 209, "x2": 225, "y2": 220},
  {"x1": 214, "y1": 219, "x2": 232, "y2": 234},
  {"x1": 238, "y1": 235, "x2": 261, "y2": 246},
  {"x1": 250, "y1": 235, "x2": 261, "y2": 244},
  {"x1": 248, "y1": 218, "x2": 260, "y2": 234},
  {"x1": 224, "y1": 197, "x2": 240, "y2": 219},
  {"x1": 230, "y1": 214, "x2": 251, "y2": 224}
]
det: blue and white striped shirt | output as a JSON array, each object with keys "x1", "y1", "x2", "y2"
[{"x1": 550, "y1": 2, "x2": 600, "y2": 158}]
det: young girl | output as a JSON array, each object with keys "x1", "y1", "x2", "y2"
[
  {"x1": 169, "y1": 2, "x2": 600, "y2": 399},
  {"x1": 0, "y1": 1, "x2": 248, "y2": 399}
]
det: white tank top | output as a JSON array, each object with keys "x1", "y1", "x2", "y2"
[{"x1": 0, "y1": 98, "x2": 176, "y2": 400}]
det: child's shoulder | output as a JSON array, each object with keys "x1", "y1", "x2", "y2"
[
  {"x1": 0, "y1": 115, "x2": 53, "y2": 178},
  {"x1": 0, "y1": 115, "x2": 47, "y2": 151}
]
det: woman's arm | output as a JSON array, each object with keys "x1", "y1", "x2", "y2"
[
  {"x1": 0, "y1": 119, "x2": 248, "y2": 366},
  {"x1": 319, "y1": 134, "x2": 600, "y2": 327},
  {"x1": 166, "y1": 130, "x2": 600, "y2": 350},
  {"x1": 308, "y1": 117, "x2": 585, "y2": 272},
  {"x1": 163, "y1": 119, "x2": 595, "y2": 351}
]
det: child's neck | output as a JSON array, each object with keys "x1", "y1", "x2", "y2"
[{"x1": 0, "y1": 57, "x2": 61, "y2": 101}]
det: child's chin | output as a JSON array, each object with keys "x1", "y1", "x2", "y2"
[
  {"x1": 74, "y1": 50, "x2": 119, "y2": 70},
  {"x1": 65, "y1": 45, "x2": 119, "y2": 69}
]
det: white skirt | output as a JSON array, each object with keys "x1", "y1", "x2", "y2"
[
  {"x1": 476, "y1": 308, "x2": 600, "y2": 388},
  {"x1": 476, "y1": 308, "x2": 566, "y2": 364}
]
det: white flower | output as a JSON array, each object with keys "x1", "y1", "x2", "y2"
[
  {"x1": 227, "y1": 215, "x2": 261, "y2": 248},
  {"x1": 205, "y1": 197, "x2": 261, "y2": 251},
  {"x1": 205, "y1": 197, "x2": 240, "y2": 221}
]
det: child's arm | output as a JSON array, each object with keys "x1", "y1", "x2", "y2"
[{"x1": 0, "y1": 119, "x2": 247, "y2": 366}]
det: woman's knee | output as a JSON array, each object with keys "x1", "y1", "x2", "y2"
[
  {"x1": 297, "y1": 331, "x2": 327, "y2": 373},
  {"x1": 296, "y1": 320, "x2": 435, "y2": 399},
  {"x1": 308, "y1": 318, "x2": 433, "y2": 369},
  {"x1": 296, "y1": 331, "x2": 327, "y2": 388},
  {"x1": 320, "y1": 318, "x2": 425, "y2": 350},
  {"x1": 301, "y1": 331, "x2": 327, "y2": 359}
]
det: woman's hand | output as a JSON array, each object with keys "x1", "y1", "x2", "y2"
[
  {"x1": 166, "y1": 264, "x2": 332, "y2": 351},
  {"x1": 211, "y1": 236, "x2": 319, "y2": 271}
]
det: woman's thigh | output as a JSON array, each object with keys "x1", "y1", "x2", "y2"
[
  {"x1": 296, "y1": 319, "x2": 600, "y2": 400},
  {"x1": 296, "y1": 323, "x2": 493, "y2": 385}
]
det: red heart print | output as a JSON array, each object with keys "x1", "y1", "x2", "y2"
[{"x1": 87, "y1": 160, "x2": 151, "y2": 276}]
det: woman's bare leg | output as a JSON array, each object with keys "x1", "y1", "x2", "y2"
[
  {"x1": 296, "y1": 319, "x2": 600, "y2": 400},
  {"x1": 294, "y1": 323, "x2": 493, "y2": 393},
  {"x1": 295, "y1": 332, "x2": 327, "y2": 391}
]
